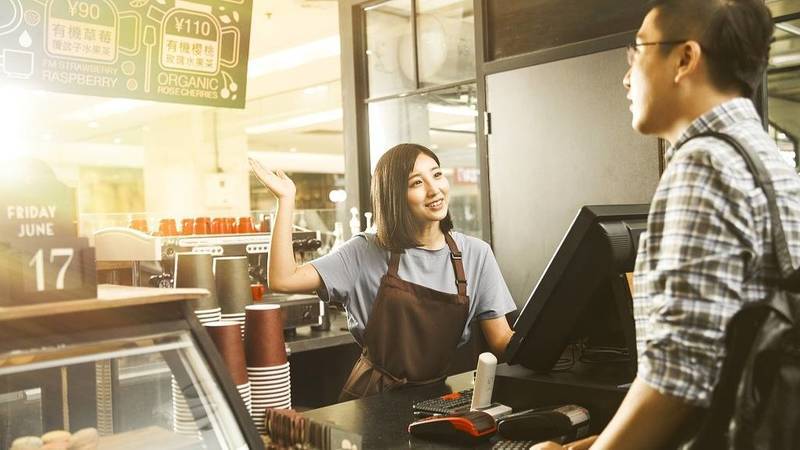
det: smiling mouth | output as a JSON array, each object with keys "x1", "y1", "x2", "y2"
[{"x1": 426, "y1": 199, "x2": 444, "y2": 208}]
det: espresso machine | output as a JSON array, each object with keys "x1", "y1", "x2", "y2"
[{"x1": 94, "y1": 227, "x2": 328, "y2": 332}]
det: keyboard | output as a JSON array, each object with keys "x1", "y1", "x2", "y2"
[
  {"x1": 492, "y1": 439, "x2": 538, "y2": 450},
  {"x1": 412, "y1": 388, "x2": 473, "y2": 417}
]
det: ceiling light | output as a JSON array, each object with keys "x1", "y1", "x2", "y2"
[
  {"x1": 776, "y1": 22, "x2": 800, "y2": 37},
  {"x1": 114, "y1": 137, "x2": 122, "y2": 144},
  {"x1": 430, "y1": 144, "x2": 439, "y2": 150},
  {"x1": 248, "y1": 36, "x2": 341, "y2": 79},
  {"x1": 427, "y1": 104, "x2": 478, "y2": 117},
  {"x1": 329, "y1": 189, "x2": 347, "y2": 203},
  {"x1": 289, "y1": 147, "x2": 297, "y2": 152},
  {"x1": 245, "y1": 109, "x2": 343, "y2": 135},
  {"x1": 303, "y1": 85, "x2": 329, "y2": 95},
  {"x1": 432, "y1": 122, "x2": 476, "y2": 132},
  {"x1": 771, "y1": 52, "x2": 800, "y2": 67}
]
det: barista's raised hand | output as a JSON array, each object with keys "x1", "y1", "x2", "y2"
[{"x1": 249, "y1": 158, "x2": 296, "y2": 200}]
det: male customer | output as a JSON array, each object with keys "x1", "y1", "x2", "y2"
[{"x1": 537, "y1": 1, "x2": 800, "y2": 448}]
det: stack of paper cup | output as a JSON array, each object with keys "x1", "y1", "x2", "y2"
[
  {"x1": 245, "y1": 304, "x2": 291, "y2": 433},
  {"x1": 204, "y1": 321, "x2": 251, "y2": 413},
  {"x1": 194, "y1": 307, "x2": 222, "y2": 324},
  {"x1": 171, "y1": 379, "x2": 199, "y2": 437},
  {"x1": 214, "y1": 256, "x2": 251, "y2": 339},
  {"x1": 171, "y1": 253, "x2": 221, "y2": 438}
]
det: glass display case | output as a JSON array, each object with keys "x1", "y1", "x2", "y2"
[{"x1": 0, "y1": 285, "x2": 263, "y2": 450}]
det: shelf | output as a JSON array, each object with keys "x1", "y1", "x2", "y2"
[{"x1": 0, "y1": 285, "x2": 209, "y2": 322}]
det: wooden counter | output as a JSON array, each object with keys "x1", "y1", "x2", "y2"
[{"x1": 0, "y1": 284, "x2": 208, "y2": 322}]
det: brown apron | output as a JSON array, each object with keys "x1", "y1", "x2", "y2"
[{"x1": 339, "y1": 233, "x2": 470, "y2": 401}]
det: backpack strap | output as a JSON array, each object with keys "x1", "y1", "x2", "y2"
[{"x1": 684, "y1": 131, "x2": 800, "y2": 290}]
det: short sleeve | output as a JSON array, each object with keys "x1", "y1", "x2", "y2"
[
  {"x1": 310, "y1": 235, "x2": 369, "y2": 307},
  {"x1": 472, "y1": 243, "x2": 517, "y2": 321}
]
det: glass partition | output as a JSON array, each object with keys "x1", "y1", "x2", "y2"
[
  {"x1": 416, "y1": 0, "x2": 475, "y2": 87},
  {"x1": 0, "y1": 331, "x2": 249, "y2": 449},
  {"x1": 367, "y1": 83, "x2": 481, "y2": 237},
  {"x1": 365, "y1": 0, "x2": 416, "y2": 98},
  {"x1": 768, "y1": 18, "x2": 800, "y2": 171}
]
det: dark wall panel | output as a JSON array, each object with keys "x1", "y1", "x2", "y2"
[{"x1": 486, "y1": 0, "x2": 650, "y2": 60}]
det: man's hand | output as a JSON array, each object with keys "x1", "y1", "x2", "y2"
[
  {"x1": 589, "y1": 377, "x2": 697, "y2": 449},
  {"x1": 530, "y1": 435, "x2": 597, "y2": 450}
]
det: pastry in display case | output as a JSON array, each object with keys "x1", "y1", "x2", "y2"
[{"x1": 0, "y1": 285, "x2": 264, "y2": 450}]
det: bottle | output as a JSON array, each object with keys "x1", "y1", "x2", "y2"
[
  {"x1": 364, "y1": 212, "x2": 373, "y2": 232},
  {"x1": 332, "y1": 222, "x2": 344, "y2": 251},
  {"x1": 349, "y1": 207, "x2": 360, "y2": 236}
]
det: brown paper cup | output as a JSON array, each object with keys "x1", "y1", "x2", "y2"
[
  {"x1": 245, "y1": 304, "x2": 287, "y2": 367},
  {"x1": 174, "y1": 252, "x2": 219, "y2": 310},
  {"x1": 204, "y1": 321, "x2": 248, "y2": 385},
  {"x1": 213, "y1": 256, "x2": 252, "y2": 314}
]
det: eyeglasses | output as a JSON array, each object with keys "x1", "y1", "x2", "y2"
[{"x1": 626, "y1": 40, "x2": 688, "y2": 66}]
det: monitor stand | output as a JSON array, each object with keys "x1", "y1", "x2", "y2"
[{"x1": 493, "y1": 359, "x2": 633, "y2": 435}]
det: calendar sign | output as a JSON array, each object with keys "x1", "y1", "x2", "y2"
[
  {"x1": 0, "y1": 238, "x2": 96, "y2": 304},
  {"x1": 0, "y1": 158, "x2": 96, "y2": 305}
]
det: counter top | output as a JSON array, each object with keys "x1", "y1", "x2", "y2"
[
  {"x1": 285, "y1": 310, "x2": 355, "y2": 354},
  {"x1": 0, "y1": 284, "x2": 208, "y2": 322},
  {"x1": 303, "y1": 371, "x2": 495, "y2": 449}
]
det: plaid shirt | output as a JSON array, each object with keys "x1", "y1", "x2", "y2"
[{"x1": 633, "y1": 98, "x2": 800, "y2": 407}]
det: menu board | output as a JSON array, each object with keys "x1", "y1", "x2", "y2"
[{"x1": 0, "y1": 0, "x2": 252, "y2": 108}]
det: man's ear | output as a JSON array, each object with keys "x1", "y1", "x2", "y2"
[{"x1": 674, "y1": 41, "x2": 703, "y2": 84}]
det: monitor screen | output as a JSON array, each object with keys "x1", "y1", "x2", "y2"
[{"x1": 504, "y1": 204, "x2": 649, "y2": 374}]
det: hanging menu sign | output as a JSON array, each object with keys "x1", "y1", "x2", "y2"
[
  {"x1": 0, "y1": 158, "x2": 97, "y2": 306},
  {"x1": 0, "y1": 0, "x2": 252, "y2": 108}
]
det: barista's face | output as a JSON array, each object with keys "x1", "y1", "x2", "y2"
[
  {"x1": 406, "y1": 154, "x2": 449, "y2": 226},
  {"x1": 623, "y1": 9, "x2": 681, "y2": 137}
]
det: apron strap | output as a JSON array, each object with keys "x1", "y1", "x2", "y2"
[
  {"x1": 444, "y1": 233, "x2": 468, "y2": 298},
  {"x1": 387, "y1": 234, "x2": 467, "y2": 297}
]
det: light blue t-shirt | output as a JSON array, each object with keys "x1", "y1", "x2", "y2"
[{"x1": 310, "y1": 231, "x2": 516, "y2": 347}]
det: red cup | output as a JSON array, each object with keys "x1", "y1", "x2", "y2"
[
  {"x1": 181, "y1": 219, "x2": 194, "y2": 235},
  {"x1": 237, "y1": 217, "x2": 255, "y2": 234},
  {"x1": 130, "y1": 219, "x2": 149, "y2": 233},
  {"x1": 194, "y1": 217, "x2": 211, "y2": 235},
  {"x1": 225, "y1": 217, "x2": 237, "y2": 234},
  {"x1": 211, "y1": 218, "x2": 226, "y2": 234},
  {"x1": 250, "y1": 284, "x2": 265, "y2": 302},
  {"x1": 158, "y1": 218, "x2": 178, "y2": 236},
  {"x1": 259, "y1": 217, "x2": 271, "y2": 233}
]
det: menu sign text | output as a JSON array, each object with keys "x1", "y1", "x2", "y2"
[{"x1": 0, "y1": 0, "x2": 252, "y2": 108}]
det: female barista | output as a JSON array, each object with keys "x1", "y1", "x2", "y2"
[{"x1": 249, "y1": 143, "x2": 516, "y2": 400}]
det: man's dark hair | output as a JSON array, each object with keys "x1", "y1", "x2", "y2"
[
  {"x1": 371, "y1": 143, "x2": 453, "y2": 251},
  {"x1": 647, "y1": 0, "x2": 773, "y2": 97}
]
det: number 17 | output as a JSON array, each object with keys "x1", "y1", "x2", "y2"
[{"x1": 28, "y1": 248, "x2": 75, "y2": 291}]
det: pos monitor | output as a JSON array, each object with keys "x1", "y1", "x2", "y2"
[{"x1": 504, "y1": 204, "x2": 649, "y2": 375}]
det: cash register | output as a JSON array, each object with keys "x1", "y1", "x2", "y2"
[{"x1": 494, "y1": 204, "x2": 649, "y2": 434}]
